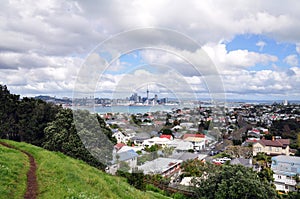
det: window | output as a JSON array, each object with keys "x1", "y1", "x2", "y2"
[
  {"x1": 285, "y1": 185, "x2": 288, "y2": 190},
  {"x1": 278, "y1": 175, "x2": 281, "y2": 179},
  {"x1": 269, "y1": 147, "x2": 272, "y2": 151},
  {"x1": 275, "y1": 148, "x2": 279, "y2": 152},
  {"x1": 256, "y1": 147, "x2": 261, "y2": 152}
]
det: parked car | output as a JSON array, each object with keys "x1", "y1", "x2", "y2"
[{"x1": 212, "y1": 157, "x2": 231, "y2": 164}]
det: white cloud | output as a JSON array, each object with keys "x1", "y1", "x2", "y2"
[
  {"x1": 296, "y1": 43, "x2": 300, "y2": 54},
  {"x1": 256, "y1": 41, "x2": 266, "y2": 51},
  {"x1": 0, "y1": 0, "x2": 300, "y2": 99},
  {"x1": 202, "y1": 43, "x2": 278, "y2": 71},
  {"x1": 284, "y1": 54, "x2": 299, "y2": 67}
]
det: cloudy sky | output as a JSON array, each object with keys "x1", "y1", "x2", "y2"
[{"x1": 1, "y1": 0, "x2": 299, "y2": 101}]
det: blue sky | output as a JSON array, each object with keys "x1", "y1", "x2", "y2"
[{"x1": 226, "y1": 34, "x2": 299, "y2": 70}]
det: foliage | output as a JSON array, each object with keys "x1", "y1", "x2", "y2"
[
  {"x1": 117, "y1": 170, "x2": 146, "y2": 190},
  {"x1": 145, "y1": 144, "x2": 160, "y2": 152},
  {"x1": 270, "y1": 119, "x2": 300, "y2": 149},
  {"x1": 224, "y1": 145, "x2": 252, "y2": 158},
  {"x1": 161, "y1": 146, "x2": 174, "y2": 157},
  {"x1": 181, "y1": 159, "x2": 217, "y2": 177},
  {"x1": 258, "y1": 167, "x2": 274, "y2": 184},
  {"x1": 0, "y1": 85, "x2": 60, "y2": 145},
  {"x1": 254, "y1": 152, "x2": 272, "y2": 168},
  {"x1": 171, "y1": 192, "x2": 189, "y2": 199},
  {"x1": 160, "y1": 128, "x2": 174, "y2": 138},
  {"x1": 43, "y1": 108, "x2": 110, "y2": 169},
  {"x1": 232, "y1": 139, "x2": 242, "y2": 145},
  {"x1": 137, "y1": 152, "x2": 158, "y2": 165},
  {"x1": 193, "y1": 164, "x2": 278, "y2": 199},
  {"x1": 131, "y1": 114, "x2": 142, "y2": 126},
  {"x1": 146, "y1": 184, "x2": 166, "y2": 195}
]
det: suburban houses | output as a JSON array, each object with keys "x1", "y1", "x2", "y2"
[{"x1": 101, "y1": 102, "x2": 300, "y2": 194}]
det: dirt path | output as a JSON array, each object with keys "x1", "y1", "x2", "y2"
[{"x1": 0, "y1": 142, "x2": 38, "y2": 199}]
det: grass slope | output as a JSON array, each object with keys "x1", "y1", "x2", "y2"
[
  {"x1": 0, "y1": 139, "x2": 169, "y2": 199},
  {"x1": 0, "y1": 144, "x2": 28, "y2": 198}
]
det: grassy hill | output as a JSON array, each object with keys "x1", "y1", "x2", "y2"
[{"x1": 0, "y1": 139, "x2": 169, "y2": 199}]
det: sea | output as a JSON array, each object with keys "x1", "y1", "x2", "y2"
[{"x1": 75, "y1": 105, "x2": 186, "y2": 114}]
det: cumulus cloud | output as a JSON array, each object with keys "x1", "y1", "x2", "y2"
[
  {"x1": 284, "y1": 54, "x2": 299, "y2": 67},
  {"x1": 0, "y1": 0, "x2": 300, "y2": 99},
  {"x1": 202, "y1": 43, "x2": 278, "y2": 71}
]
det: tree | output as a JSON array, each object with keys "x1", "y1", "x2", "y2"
[
  {"x1": 117, "y1": 170, "x2": 146, "y2": 190},
  {"x1": 0, "y1": 84, "x2": 60, "y2": 144},
  {"x1": 43, "y1": 108, "x2": 109, "y2": 169},
  {"x1": 0, "y1": 85, "x2": 20, "y2": 140},
  {"x1": 193, "y1": 164, "x2": 278, "y2": 199},
  {"x1": 258, "y1": 167, "x2": 274, "y2": 184},
  {"x1": 162, "y1": 146, "x2": 174, "y2": 157}
]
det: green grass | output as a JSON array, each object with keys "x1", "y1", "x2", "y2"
[
  {"x1": 0, "y1": 140, "x2": 170, "y2": 199},
  {"x1": 0, "y1": 143, "x2": 28, "y2": 198}
]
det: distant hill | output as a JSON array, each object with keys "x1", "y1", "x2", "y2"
[{"x1": 0, "y1": 139, "x2": 169, "y2": 199}]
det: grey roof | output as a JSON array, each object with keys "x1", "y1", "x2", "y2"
[
  {"x1": 170, "y1": 152, "x2": 199, "y2": 161},
  {"x1": 230, "y1": 158, "x2": 252, "y2": 167},
  {"x1": 112, "y1": 149, "x2": 138, "y2": 164},
  {"x1": 138, "y1": 158, "x2": 182, "y2": 174},
  {"x1": 272, "y1": 155, "x2": 300, "y2": 164},
  {"x1": 271, "y1": 155, "x2": 300, "y2": 175}
]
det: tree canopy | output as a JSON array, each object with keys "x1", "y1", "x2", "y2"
[{"x1": 192, "y1": 164, "x2": 278, "y2": 199}]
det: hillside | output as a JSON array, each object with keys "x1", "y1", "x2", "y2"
[{"x1": 0, "y1": 139, "x2": 169, "y2": 199}]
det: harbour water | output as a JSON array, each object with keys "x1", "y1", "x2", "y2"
[{"x1": 76, "y1": 105, "x2": 185, "y2": 114}]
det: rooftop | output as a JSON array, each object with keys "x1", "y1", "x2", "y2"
[{"x1": 138, "y1": 158, "x2": 182, "y2": 175}]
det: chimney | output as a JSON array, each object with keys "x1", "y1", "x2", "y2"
[{"x1": 272, "y1": 136, "x2": 275, "y2": 141}]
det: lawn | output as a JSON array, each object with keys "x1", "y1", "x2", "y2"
[
  {"x1": 0, "y1": 139, "x2": 169, "y2": 199},
  {"x1": 0, "y1": 143, "x2": 28, "y2": 198}
]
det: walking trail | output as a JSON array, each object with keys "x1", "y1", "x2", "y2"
[{"x1": 0, "y1": 142, "x2": 38, "y2": 199}]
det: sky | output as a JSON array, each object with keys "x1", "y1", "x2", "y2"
[{"x1": 0, "y1": 0, "x2": 300, "y2": 101}]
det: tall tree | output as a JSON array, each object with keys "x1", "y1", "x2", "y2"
[
  {"x1": 193, "y1": 164, "x2": 278, "y2": 199},
  {"x1": 0, "y1": 85, "x2": 20, "y2": 140},
  {"x1": 43, "y1": 108, "x2": 114, "y2": 169}
]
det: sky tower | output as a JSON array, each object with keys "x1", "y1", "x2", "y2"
[{"x1": 146, "y1": 85, "x2": 149, "y2": 100}]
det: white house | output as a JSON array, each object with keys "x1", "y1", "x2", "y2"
[
  {"x1": 112, "y1": 130, "x2": 133, "y2": 144},
  {"x1": 183, "y1": 134, "x2": 206, "y2": 151},
  {"x1": 168, "y1": 139, "x2": 194, "y2": 152},
  {"x1": 271, "y1": 155, "x2": 300, "y2": 192},
  {"x1": 142, "y1": 137, "x2": 171, "y2": 148}
]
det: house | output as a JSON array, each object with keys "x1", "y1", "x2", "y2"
[
  {"x1": 112, "y1": 130, "x2": 128, "y2": 144},
  {"x1": 142, "y1": 137, "x2": 171, "y2": 148},
  {"x1": 182, "y1": 134, "x2": 206, "y2": 151},
  {"x1": 138, "y1": 157, "x2": 182, "y2": 177},
  {"x1": 271, "y1": 155, "x2": 300, "y2": 192},
  {"x1": 106, "y1": 149, "x2": 139, "y2": 175},
  {"x1": 170, "y1": 152, "x2": 207, "y2": 162},
  {"x1": 114, "y1": 143, "x2": 126, "y2": 151},
  {"x1": 252, "y1": 139, "x2": 290, "y2": 156},
  {"x1": 160, "y1": 134, "x2": 173, "y2": 140},
  {"x1": 172, "y1": 140, "x2": 194, "y2": 152}
]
